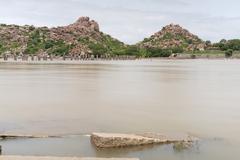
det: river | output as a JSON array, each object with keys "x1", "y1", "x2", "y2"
[{"x1": 0, "y1": 59, "x2": 240, "y2": 159}]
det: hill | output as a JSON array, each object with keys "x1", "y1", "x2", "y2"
[
  {"x1": 139, "y1": 24, "x2": 206, "y2": 52},
  {"x1": 0, "y1": 17, "x2": 125, "y2": 57}
]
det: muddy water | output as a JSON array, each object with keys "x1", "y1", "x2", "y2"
[{"x1": 0, "y1": 60, "x2": 240, "y2": 159}]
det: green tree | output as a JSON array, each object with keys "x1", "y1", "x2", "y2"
[
  {"x1": 89, "y1": 43, "x2": 108, "y2": 56},
  {"x1": 50, "y1": 40, "x2": 71, "y2": 56},
  {"x1": 147, "y1": 48, "x2": 172, "y2": 57},
  {"x1": 171, "y1": 47, "x2": 184, "y2": 53},
  {"x1": 220, "y1": 39, "x2": 227, "y2": 44},
  {"x1": 206, "y1": 40, "x2": 211, "y2": 46},
  {"x1": 124, "y1": 45, "x2": 139, "y2": 56}
]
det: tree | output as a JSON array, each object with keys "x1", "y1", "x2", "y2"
[
  {"x1": 89, "y1": 43, "x2": 108, "y2": 56},
  {"x1": 206, "y1": 40, "x2": 211, "y2": 46},
  {"x1": 227, "y1": 39, "x2": 240, "y2": 50},
  {"x1": 171, "y1": 47, "x2": 184, "y2": 53},
  {"x1": 220, "y1": 39, "x2": 227, "y2": 44},
  {"x1": 124, "y1": 45, "x2": 139, "y2": 56},
  {"x1": 147, "y1": 48, "x2": 172, "y2": 57},
  {"x1": 50, "y1": 40, "x2": 71, "y2": 56}
]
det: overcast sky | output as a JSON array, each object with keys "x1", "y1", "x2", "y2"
[{"x1": 0, "y1": 0, "x2": 240, "y2": 44}]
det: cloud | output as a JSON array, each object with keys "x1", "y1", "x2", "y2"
[{"x1": 0, "y1": 0, "x2": 240, "y2": 43}]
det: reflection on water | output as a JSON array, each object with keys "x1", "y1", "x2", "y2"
[{"x1": 1, "y1": 59, "x2": 240, "y2": 159}]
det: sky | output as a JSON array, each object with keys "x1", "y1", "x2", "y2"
[{"x1": 0, "y1": 0, "x2": 240, "y2": 44}]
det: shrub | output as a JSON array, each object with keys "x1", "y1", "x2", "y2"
[
  {"x1": 124, "y1": 45, "x2": 139, "y2": 56},
  {"x1": 171, "y1": 47, "x2": 184, "y2": 53},
  {"x1": 25, "y1": 46, "x2": 39, "y2": 55},
  {"x1": 191, "y1": 54, "x2": 196, "y2": 59},
  {"x1": 29, "y1": 25, "x2": 35, "y2": 31},
  {"x1": 147, "y1": 48, "x2": 172, "y2": 57},
  {"x1": 89, "y1": 43, "x2": 108, "y2": 56},
  {"x1": 78, "y1": 37, "x2": 90, "y2": 44},
  {"x1": 225, "y1": 49, "x2": 233, "y2": 58},
  {"x1": 187, "y1": 39, "x2": 193, "y2": 44},
  {"x1": 50, "y1": 40, "x2": 71, "y2": 56},
  {"x1": 25, "y1": 29, "x2": 43, "y2": 54},
  {"x1": 163, "y1": 33, "x2": 174, "y2": 39},
  {"x1": 44, "y1": 40, "x2": 55, "y2": 49}
]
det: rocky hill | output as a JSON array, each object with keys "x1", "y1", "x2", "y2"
[
  {"x1": 139, "y1": 24, "x2": 206, "y2": 52},
  {"x1": 0, "y1": 17, "x2": 125, "y2": 56},
  {"x1": 0, "y1": 20, "x2": 211, "y2": 58}
]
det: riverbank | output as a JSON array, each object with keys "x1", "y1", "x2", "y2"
[
  {"x1": 0, "y1": 56, "x2": 238, "y2": 65},
  {"x1": 1, "y1": 53, "x2": 240, "y2": 64}
]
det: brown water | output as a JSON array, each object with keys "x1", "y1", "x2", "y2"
[{"x1": 1, "y1": 59, "x2": 240, "y2": 159}]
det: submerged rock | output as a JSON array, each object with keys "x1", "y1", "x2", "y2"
[
  {"x1": 173, "y1": 141, "x2": 193, "y2": 151},
  {"x1": 91, "y1": 132, "x2": 197, "y2": 148},
  {"x1": 0, "y1": 134, "x2": 57, "y2": 140}
]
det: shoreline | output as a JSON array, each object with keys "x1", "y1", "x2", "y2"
[
  {"x1": 0, "y1": 56, "x2": 239, "y2": 65},
  {"x1": 0, "y1": 156, "x2": 139, "y2": 160}
]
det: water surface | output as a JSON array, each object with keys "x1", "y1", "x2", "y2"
[{"x1": 0, "y1": 59, "x2": 240, "y2": 159}]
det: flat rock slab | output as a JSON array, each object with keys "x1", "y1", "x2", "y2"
[
  {"x1": 91, "y1": 132, "x2": 197, "y2": 148},
  {"x1": 0, "y1": 134, "x2": 58, "y2": 141},
  {"x1": 0, "y1": 156, "x2": 139, "y2": 160}
]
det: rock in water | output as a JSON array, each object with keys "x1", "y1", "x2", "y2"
[
  {"x1": 173, "y1": 141, "x2": 193, "y2": 151},
  {"x1": 91, "y1": 132, "x2": 197, "y2": 148},
  {"x1": 91, "y1": 133, "x2": 158, "y2": 148}
]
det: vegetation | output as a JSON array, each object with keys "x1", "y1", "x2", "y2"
[
  {"x1": 0, "y1": 42, "x2": 6, "y2": 54},
  {"x1": 25, "y1": 29, "x2": 43, "y2": 54},
  {"x1": 48, "y1": 40, "x2": 72, "y2": 56},
  {"x1": 214, "y1": 39, "x2": 240, "y2": 51},
  {"x1": 225, "y1": 49, "x2": 233, "y2": 58},
  {"x1": 89, "y1": 43, "x2": 108, "y2": 56}
]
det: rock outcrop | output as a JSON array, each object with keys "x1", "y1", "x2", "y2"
[
  {"x1": 91, "y1": 132, "x2": 197, "y2": 148},
  {"x1": 68, "y1": 17, "x2": 100, "y2": 32}
]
